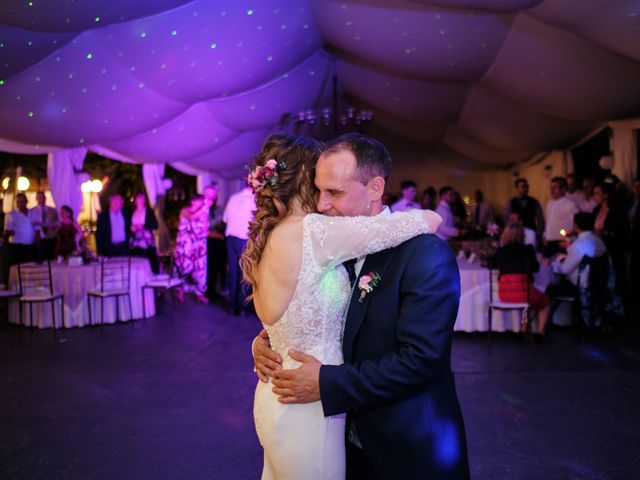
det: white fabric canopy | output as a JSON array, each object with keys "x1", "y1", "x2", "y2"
[{"x1": 46, "y1": 147, "x2": 87, "y2": 218}]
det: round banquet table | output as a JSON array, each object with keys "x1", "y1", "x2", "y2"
[
  {"x1": 8, "y1": 257, "x2": 156, "y2": 329},
  {"x1": 454, "y1": 258, "x2": 553, "y2": 333}
]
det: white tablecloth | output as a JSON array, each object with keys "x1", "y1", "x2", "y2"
[
  {"x1": 8, "y1": 258, "x2": 156, "y2": 328},
  {"x1": 454, "y1": 258, "x2": 553, "y2": 332}
]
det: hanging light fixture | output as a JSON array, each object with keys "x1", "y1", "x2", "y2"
[{"x1": 17, "y1": 176, "x2": 30, "y2": 191}]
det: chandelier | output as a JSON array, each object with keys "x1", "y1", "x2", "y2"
[{"x1": 280, "y1": 75, "x2": 374, "y2": 139}]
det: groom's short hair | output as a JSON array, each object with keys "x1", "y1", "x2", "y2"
[{"x1": 323, "y1": 133, "x2": 391, "y2": 184}]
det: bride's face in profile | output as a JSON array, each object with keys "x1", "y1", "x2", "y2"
[{"x1": 315, "y1": 149, "x2": 371, "y2": 217}]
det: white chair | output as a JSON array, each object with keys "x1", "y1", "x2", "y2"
[
  {"x1": 17, "y1": 261, "x2": 65, "y2": 338},
  {"x1": 487, "y1": 269, "x2": 530, "y2": 351},
  {"x1": 141, "y1": 253, "x2": 183, "y2": 318},
  {"x1": 88, "y1": 257, "x2": 133, "y2": 330}
]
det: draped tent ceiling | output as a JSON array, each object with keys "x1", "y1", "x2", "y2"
[{"x1": 1, "y1": 0, "x2": 640, "y2": 178}]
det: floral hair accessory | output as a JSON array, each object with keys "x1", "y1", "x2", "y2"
[
  {"x1": 246, "y1": 159, "x2": 286, "y2": 193},
  {"x1": 358, "y1": 271, "x2": 382, "y2": 303}
]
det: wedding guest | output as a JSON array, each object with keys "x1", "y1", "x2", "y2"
[
  {"x1": 0, "y1": 197, "x2": 5, "y2": 238},
  {"x1": 29, "y1": 191, "x2": 59, "y2": 260},
  {"x1": 223, "y1": 185, "x2": 256, "y2": 315},
  {"x1": 629, "y1": 178, "x2": 640, "y2": 308},
  {"x1": 566, "y1": 173, "x2": 584, "y2": 206},
  {"x1": 550, "y1": 213, "x2": 607, "y2": 289},
  {"x1": 494, "y1": 222, "x2": 550, "y2": 335},
  {"x1": 543, "y1": 177, "x2": 578, "y2": 258},
  {"x1": 129, "y1": 192, "x2": 159, "y2": 274},
  {"x1": 96, "y1": 193, "x2": 131, "y2": 257},
  {"x1": 504, "y1": 178, "x2": 545, "y2": 243},
  {"x1": 55, "y1": 205, "x2": 82, "y2": 258},
  {"x1": 435, "y1": 185, "x2": 459, "y2": 241},
  {"x1": 593, "y1": 182, "x2": 629, "y2": 306},
  {"x1": 4, "y1": 193, "x2": 36, "y2": 266},
  {"x1": 579, "y1": 177, "x2": 598, "y2": 213},
  {"x1": 470, "y1": 190, "x2": 494, "y2": 230},
  {"x1": 204, "y1": 185, "x2": 227, "y2": 300},
  {"x1": 390, "y1": 180, "x2": 420, "y2": 212},
  {"x1": 174, "y1": 193, "x2": 209, "y2": 304},
  {"x1": 420, "y1": 186, "x2": 437, "y2": 210},
  {"x1": 508, "y1": 211, "x2": 537, "y2": 250},
  {"x1": 451, "y1": 190, "x2": 467, "y2": 227}
]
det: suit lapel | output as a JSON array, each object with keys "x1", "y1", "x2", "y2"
[{"x1": 343, "y1": 247, "x2": 398, "y2": 363}]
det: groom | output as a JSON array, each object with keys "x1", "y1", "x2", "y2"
[{"x1": 253, "y1": 133, "x2": 469, "y2": 479}]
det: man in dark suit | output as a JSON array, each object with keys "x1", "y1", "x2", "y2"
[
  {"x1": 96, "y1": 193, "x2": 131, "y2": 257},
  {"x1": 254, "y1": 134, "x2": 469, "y2": 479}
]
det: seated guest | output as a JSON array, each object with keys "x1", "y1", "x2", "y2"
[
  {"x1": 129, "y1": 192, "x2": 159, "y2": 273},
  {"x1": 391, "y1": 180, "x2": 420, "y2": 212},
  {"x1": 55, "y1": 205, "x2": 82, "y2": 258},
  {"x1": 4, "y1": 193, "x2": 36, "y2": 266},
  {"x1": 28, "y1": 191, "x2": 59, "y2": 260},
  {"x1": 494, "y1": 222, "x2": 550, "y2": 335},
  {"x1": 544, "y1": 176, "x2": 579, "y2": 258},
  {"x1": 435, "y1": 186, "x2": 460, "y2": 241},
  {"x1": 96, "y1": 193, "x2": 130, "y2": 257},
  {"x1": 471, "y1": 190, "x2": 495, "y2": 231},
  {"x1": 551, "y1": 213, "x2": 606, "y2": 288},
  {"x1": 508, "y1": 211, "x2": 537, "y2": 250}
]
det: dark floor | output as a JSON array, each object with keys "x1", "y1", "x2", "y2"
[{"x1": 1, "y1": 297, "x2": 639, "y2": 480}]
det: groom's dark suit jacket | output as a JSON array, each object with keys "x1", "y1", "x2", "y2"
[{"x1": 319, "y1": 234, "x2": 470, "y2": 479}]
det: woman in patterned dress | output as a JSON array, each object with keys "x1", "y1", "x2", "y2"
[{"x1": 174, "y1": 193, "x2": 211, "y2": 304}]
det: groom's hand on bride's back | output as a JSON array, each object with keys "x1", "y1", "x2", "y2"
[{"x1": 253, "y1": 329, "x2": 283, "y2": 382}]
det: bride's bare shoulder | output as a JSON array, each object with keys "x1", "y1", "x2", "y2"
[{"x1": 268, "y1": 215, "x2": 304, "y2": 247}]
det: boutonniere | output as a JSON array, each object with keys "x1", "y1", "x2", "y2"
[{"x1": 358, "y1": 272, "x2": 382, "y2": 303}]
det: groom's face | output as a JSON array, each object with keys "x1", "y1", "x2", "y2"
[{"x1": 315, "y1": 150, "x2": 372, "y2": 217}]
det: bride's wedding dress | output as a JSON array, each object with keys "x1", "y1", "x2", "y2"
[{"x1": 254, "y1": 209, "x2": 441, "y2": 479}]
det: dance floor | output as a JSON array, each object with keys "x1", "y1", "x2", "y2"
[{"x1": 1, "y1": 297, "x2": 639, "y2": 480}]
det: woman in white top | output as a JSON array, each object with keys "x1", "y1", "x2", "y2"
[{"x1": 242, "y1": 134, "x2": 441, "y2": 480}]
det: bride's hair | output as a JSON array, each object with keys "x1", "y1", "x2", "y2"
[{"x1": 241, "y1": 134, "x2": 323, "y2": 295}]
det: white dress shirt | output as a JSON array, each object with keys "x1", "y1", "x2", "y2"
[
  {"x1": 28, "y1": 205, "x2": 59, "y2": 239},
  {"x1": 524, "y1": 227, "x2": 537, "y2": 250},
  {"x1": 5, "y1": 209, "x2": 35, "y2": 244},
  {"x1": 552, "y1": 231, "x2": 607, "y2": 286},
  {"x1": 544, "y1": 196, "x2": 579, "y2": 241},
  {"x1": 435, "y1": 201, "x2": 457, "y2": 241},
  {"x1": 223, "y1": 187, "x2": 256, "y2": 240},
  {"x1": 109, "y1": 210, "x2": 126, "y2": 244},
  {"x1": 390, "y1": 198, "x2": 420, "y2": 212}
]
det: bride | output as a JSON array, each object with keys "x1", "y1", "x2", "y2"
[{"x1": 242, "y1": 134, "x2": 442, "y2": 479}]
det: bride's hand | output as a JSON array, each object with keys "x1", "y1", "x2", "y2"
[{"x1": 253, "y1": 329, "x2": 282, "y2": 382}]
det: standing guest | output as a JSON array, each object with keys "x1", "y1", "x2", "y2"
[
  {"x1": 435, "y1": 185, "x2": 460, "y2": 241},
  {"x1": 504, "y1": 178, "x2": 545, "y2": 243},
  {"x1": 390, "y1": 180, "x2": 420, "y2": 212},
  {"x1": 494, "y1": 222, "x2": 550, "y2": 336},
  {"x1": 420, "y1": 186, "x2": 437, "y2": 210},
  {"x1": 543, "y1": 177, "x2": 579, "y2": 258},
  {"x1": 204, "y1": 185, "x2": 228, "y2": 300},
  {"x1": 29, "y1": 191, "x2": 59, "y2": 260},
  {"x1": 450, "y1": 190, "x2": 467, "y2": 227},
  {"x1": 4, "y1": 193, "x2": 36, "y2": 265},
  {"x1": 129, "y1": 192, "x2": 159, "y2": 274},
  {"x1": 96, "y1": 193, "x2": 130, "y2": 257},
  {"x1": 593, "y1": 182, "x2": 629, "y2": 306},
  {"x1": 629, "y1": 178, "x2": 640, "y2": 308},
  {"x1": 0, "y1": 197, "x2": 5, "y2": 237},
  {"x1": 174, "y1": 194, "x2": 210, "y2": 304},
  {"x1": 223, "y1": 185, "x2": 256, "y2": 315},
  {"x1": 565, "y1": 173, "x2": 584, "y2": 206},
  {"x1": 579, "y1": 177, "x2": 598, "y2": 213},
  {"x1": 55, "y1": 205, "x2": 82, "y2": 258},
  {"x1": 470, "y1": 190, "x2": 494, "y2": 231}
]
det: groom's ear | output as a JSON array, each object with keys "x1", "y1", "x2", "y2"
[{"x1": 367, "y1": 176, "x2": 385, "y2": 201}]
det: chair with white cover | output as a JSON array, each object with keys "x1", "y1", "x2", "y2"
[
  {"x1": 141, "y1": 253, "x2": 183, "y2": 318},
  {"x1": 487, "y1": 269, "x2": 531, "y2": 351},
  {"x1": 17, "y1": 262, "x2": 65, "y2": 338},
  {"x1": 88, "y1": 257, "x2": 133, "y2": 330}
]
